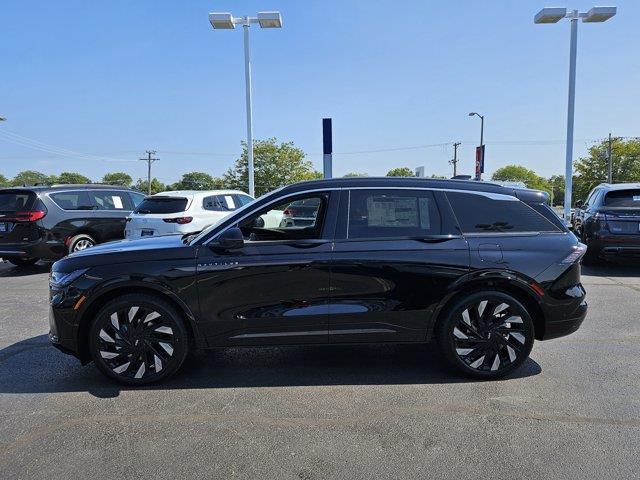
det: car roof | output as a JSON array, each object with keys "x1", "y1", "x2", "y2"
[
  {"x1": 278, "y1": 177, "x2": 549, "y2": 203},
  {"x1": 595, "y1": 182, "x2": 640, "y2": 191},
  {"x1": 153, "y1": 190, "x2": 250, "y2": 198},
  {"x1": 0, "y1": 184, "x2": 132, "y2": 192}
]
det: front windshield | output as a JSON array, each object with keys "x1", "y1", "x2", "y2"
[{"x1": 189, "y1": 187, "x2": 283, "y2": 244}]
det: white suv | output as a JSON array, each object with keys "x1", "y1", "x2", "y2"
[{"x1": 125, "y1": 190, "x2": 253, "y2": 239}]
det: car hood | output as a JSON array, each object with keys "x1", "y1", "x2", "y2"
[{"x1": 54, "y1": 235, "x2": 197, "y2": 271}]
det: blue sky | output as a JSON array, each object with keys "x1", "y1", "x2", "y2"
[{"x1": 1, "y1": 0, "x2": 638, "y2": 184}]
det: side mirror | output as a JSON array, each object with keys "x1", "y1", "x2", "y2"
[
  {"x1": 213, "y1": 227, "x2": 244, "y2": 250},
  {"x1": 575, "y1": 200, "x2": 584, "y2": 208}
]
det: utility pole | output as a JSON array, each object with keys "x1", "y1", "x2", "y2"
[
  {"x1": 449, "y1": 142, "x2": 461, "y2": 177},
  {"x1": 139, "y1": 150, "x2": 159, "y2": 195},
  {"x1": 607, "y1": 132, "x2": 613, "y2": 184}
]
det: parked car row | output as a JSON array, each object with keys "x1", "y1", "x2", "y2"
[{"x1": 0, "y1": 184, "x2": 253, "y2": 266}]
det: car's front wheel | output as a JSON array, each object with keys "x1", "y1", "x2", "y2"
[
  {"x1": 89, "y1": 294, "x2": 189, "y2": 385},
  {"x1": 436, "y1": 291, "x2": 535, "y2": 379}
]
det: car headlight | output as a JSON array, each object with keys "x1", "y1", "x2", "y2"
[{"x1": 49, "y1": 268, "x2": 89, "y2": 287}]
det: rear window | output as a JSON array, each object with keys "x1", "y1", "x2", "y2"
[
  {"x1": 134, "y1": 197, "x2": 189, "y2": 214},
  {"x1": 0, "y1": 191, "x2": 36, "y2": 213},
  {"x1": 348, "y1": 189, "x2": 441, "y2": 239},
  {"x1": 604, "y1": 190, "x2": 640, "y2": 207},
  {"x1": 447, "y1": 192, "x2": 560, "y2": 233}
]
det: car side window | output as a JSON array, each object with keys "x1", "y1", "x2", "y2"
[
  {"x1": 50, "y1": 191, "x2": 93, "y2": 210},
  {"x1": 89, "y1": 190, "x2": 132, "y2": 211},
  {"x1": 447, "y1": 192, "x2": 560, "y2": 233},
  {"x1": 129, "y1": 192, "x2": 145, "y2": 208},
  {"x1": 237, "y1": 193, "x2": 327, "y2": 242},
  {"x1": 347, "y1": 189, "x2": 441, "y2": 239},
  {"x1": 585, "y1": 189, "x2": 599, "y2": 207},
  {"x1": 203, "y1": 195, "x2": 240, "y2": 211}
]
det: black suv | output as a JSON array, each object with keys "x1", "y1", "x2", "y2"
[
  {"x1": 573, "y1": 183, "x2": 640, "y2": 262},
  {"x1": 49, "y1": 177, "x2": 587, "y2": 384},
  {"x1": 0, "y1": 184, "x2": 145, "y2": 266}
]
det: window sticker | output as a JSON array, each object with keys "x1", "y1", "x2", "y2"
[
  {"x1": 366, "y1": 196, "x2": 418, "y2": 227},
  {"x1": 112, "y1": 196, "x2": 124, "y2": 209},
  {"x1": 224, "y1": 195, "x2": 236, "y2": 209}
]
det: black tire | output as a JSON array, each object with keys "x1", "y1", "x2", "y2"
[
  {"x1": 7, "y1": 257, "x2": 39, "y2": 267},
  {"x1": 68, "y1": 234, "x2": 96, "y2": 254},
  {"x1": 89, "y1": 294, "x2": 189, "y2": 385},
  {"x1": 436, "y1": 291, "x2": 535, "y2": 380}
]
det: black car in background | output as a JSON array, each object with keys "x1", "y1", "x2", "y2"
[
  {"x1": 573, "y1": 183, "x2": 640, "y2": 263},
  {"x1": 48, "y1": 177, "x2": 588, "y2": 384},
  {"x1": 0, "y1": 184, "x2": 145, "y2": 266}
]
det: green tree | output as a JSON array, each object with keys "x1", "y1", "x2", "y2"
[
  {"x1": 343, "y1": 172, "x2": 368, "y2": 177},
  {"x1": 102, "y1": 172, "x2": 133, "y2": 187},
  {"x1": 11, "y1": 170, "x2": 51, "y2": 186},
  {"x1": 0, "y1": 174, "x2": 8, "y2": 187},
  {"x1": 491, "y1": 165, "x2": 551, "y2": 195},
  {"x1": 222, "y1": 138, "x2": 321, "y2": 197},
  {"x1": 573, "y1": 138, "x2": 640, "y2": 204},
  {"x1": 172, "y1": 172, "x2": 224, "y2": 191},
  {"x1": 548, "y1": 175, "x2": 565, "y2": 206},
  {"x1": 56, "y1": 171, "x2": 91, "y2": 184},
  {"x1": 386, "y1": 167, "x2": 415, "y2": 177},
  {"x1": 134, "y1": 178, "x2": 166, "y2": 195}
]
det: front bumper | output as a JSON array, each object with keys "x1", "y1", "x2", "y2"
[{"x1": 49, "y1": 283, "x2": 85, "y2": 361}]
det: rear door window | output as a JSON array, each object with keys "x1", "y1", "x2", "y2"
[
  {"x1": 129, "y1": 192, "x2": 146, "y2": 208},
  {"x1": 0, "y1": 191, "x2": 36, "y2": 213},
  {"x1": 89, "y1": 190, "x2": 132, "y2": 211},
  {"x1": 347, "y1": 189, "x2": 441, "y2": 239},
  {"x1": 203, "y1": 194, "x2": 253, "y2": 211},
  {"x1": 447, "y1": 192, "x2": 560, "y2": 233},
  {"x1": 604, "y1": 190, "x2": 640, "y2": 207},
  {"x1": 50, "y1": 191, "x2": 93, "y2": 210},
  {"x1": 134, "y1": 197, "x2": 189, "y2": 214}
]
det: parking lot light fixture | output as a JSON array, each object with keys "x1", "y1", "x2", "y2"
[
  {"x1": 208, "y1": 11, "x2": 283, "y2": 198},
  {"x1": 534, "y1": 6, "x2": 617, "y2": 226},
  {"x1": 468, "y1": 112, "x2": 485, "y2": 181}
]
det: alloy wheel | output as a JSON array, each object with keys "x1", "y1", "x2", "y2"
[
  {"x1": 451, "y1": 299, "x2": 529, "y2": 373},
  {"x1": 96, "y1": 305, "x2": 177, "y2": 380},
  {"x1": 73, "y1": 239, "x2": 94, "y2": 251}
]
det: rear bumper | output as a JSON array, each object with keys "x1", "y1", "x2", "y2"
[{"x1": 541, "y1": 299, "x2": 587, "y2": 340}]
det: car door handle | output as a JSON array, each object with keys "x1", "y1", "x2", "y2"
[
  {"x1": 290, "y1": 240, "x2": 329, "y2": 249},
  {"x1": 414, "y1": 235, "x2": 459, "y2": 244}
]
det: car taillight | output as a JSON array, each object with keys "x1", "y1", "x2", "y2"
[
  {"x1": 13, "y1": 210, "x2": 47, "y2": 222},
  {"x1": 163, "y1": 217, "x2": 193, "y2": 224},
  {"x1": 561, "y1": 243, "x2": 587, "y2": 264}
]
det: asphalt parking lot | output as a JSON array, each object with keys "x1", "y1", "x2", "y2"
[{"x1": 0, "y1": 260, "x2": 639, "y2": 479}]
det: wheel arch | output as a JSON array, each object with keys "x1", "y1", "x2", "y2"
[
  {"x1": 431, "y1": 272, "x2": 547, "y2": 341},
  {"x1": 75, "y1": 283, "x2": 201, "y2": 363}
]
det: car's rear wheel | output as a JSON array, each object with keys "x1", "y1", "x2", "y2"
[
  {"x1": 89, "y1": 294, "x2": 189, "y2": 385},
  {"x1": 436, "y1": 291, "x2": 535, "y2": 379},
  {"x1": 7, "y1": 256, "x2": 39, "y2": 267},
  {"x1": 69, "y1": 234, "x2": 96, "y2": 253}
]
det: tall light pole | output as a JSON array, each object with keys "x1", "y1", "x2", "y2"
[
  {"x1": 209, "y1": 11, "x2": 283, "y2": 198},
  {"x1": 468, "y1": 112, "x2": 484, "y2": 180},
  {"x1": 534, "y1": 6, "x2": 617, "y2": 225}
]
